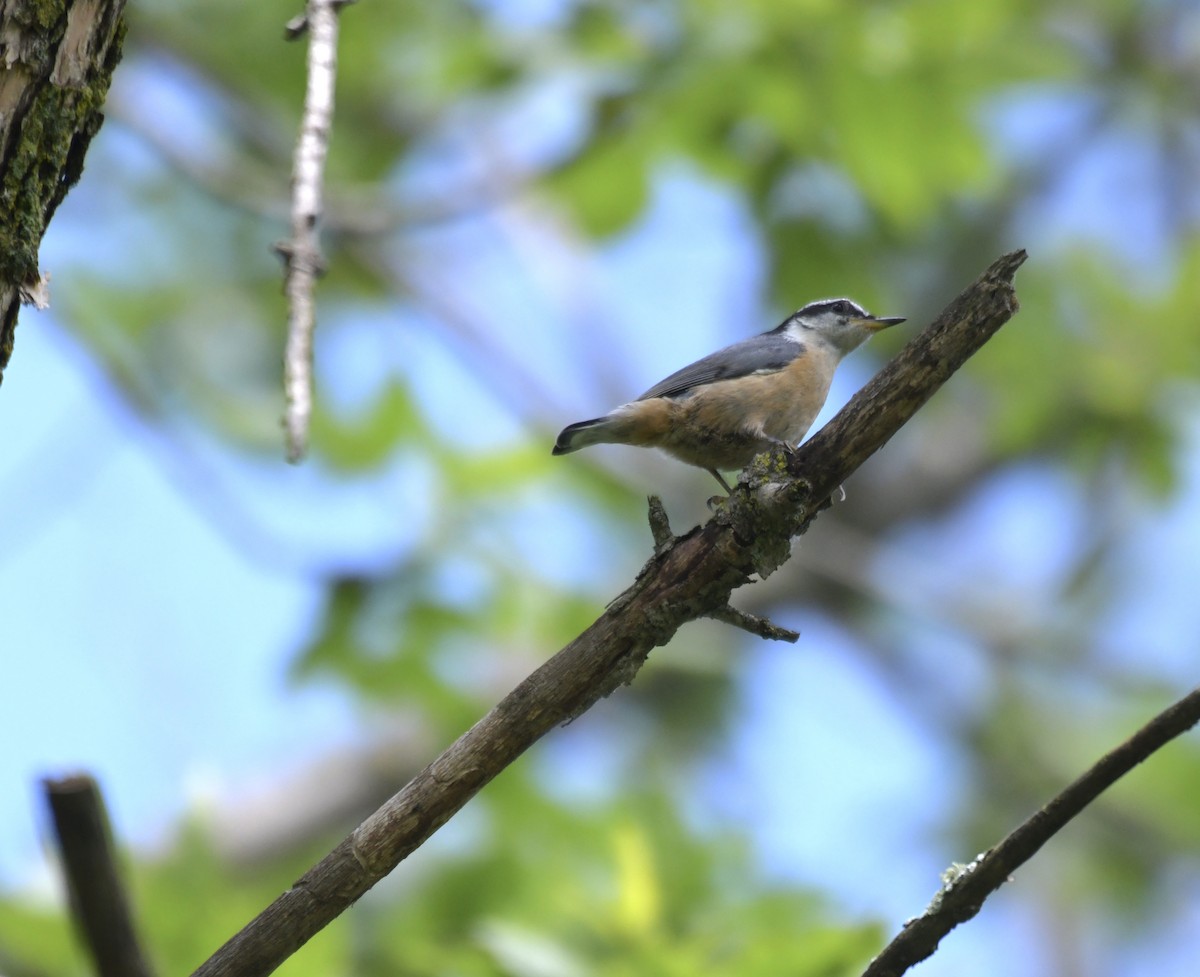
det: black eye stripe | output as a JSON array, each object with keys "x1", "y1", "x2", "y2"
[{"x1": 801, "y1": 299, "x2": 862, "y2": 317}]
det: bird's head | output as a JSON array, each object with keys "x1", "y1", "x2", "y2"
[{"x1": 781, "y1": 297, "x2": 905, "y2": 354}]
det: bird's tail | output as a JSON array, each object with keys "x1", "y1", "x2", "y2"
[{"x1": 552, "y1": 417, "x2": 614, "y2": 455}]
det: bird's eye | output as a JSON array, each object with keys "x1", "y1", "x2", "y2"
[{"x1": 833, "y1": 301, "x2": 854, "y2": 316}]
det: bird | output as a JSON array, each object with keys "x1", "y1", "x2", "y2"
[{"x1": 552, "y1": 297, "x2": 904, "y2": 492}]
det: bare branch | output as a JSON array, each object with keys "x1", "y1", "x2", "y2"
[
  {"x1": 279, "y1": 0, "x2": 348, "y2": 462},
  {"x1": 43, "y1": 774, "x2": 155, "y2": 977},
  {"x1": 862, "y1": 684, "x2": 1200, "y2": 977},
  {"x1": 284, "y1": 0, "x2": 358, "y2": 40},
  {"x1": 647, "y1": 504, "x2": 799, "y2": 648},
  {"x1": 190, "y1": 251, "x2": 1027, "y2": 977},
  {"x1": 704, "y1": 604, "x2": 799, "y2": 642}
]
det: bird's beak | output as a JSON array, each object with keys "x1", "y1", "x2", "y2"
[{"x1": 854, "y1": 315, "x2": 905, "y2": 331}]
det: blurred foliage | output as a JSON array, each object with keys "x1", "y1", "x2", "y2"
[
  {"x1": 4, "y1": 0, "x2": 1200, "y2": 976},
  {"x1": 0, "y1": 780, "x2": 880, "y2": 977}
]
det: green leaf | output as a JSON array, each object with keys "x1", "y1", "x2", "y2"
[
  {"x1": 311, "y1": 380, "x2": 427, "y2": 470},
  {"x1": 545, "y1": 128, "x2": 653, "y2": 237}
]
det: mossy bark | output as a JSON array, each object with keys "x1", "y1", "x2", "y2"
[{"x1": 0, "y1": 0, "x2": 126, "y2": 381}]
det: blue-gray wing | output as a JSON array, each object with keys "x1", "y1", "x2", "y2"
[{"x1": 637, "y1": 334, "x2": 804, "y2": 401}]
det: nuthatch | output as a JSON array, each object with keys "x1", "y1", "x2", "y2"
[{"x1": 553, "y1": 298, "x2": 904, "y2": 491}]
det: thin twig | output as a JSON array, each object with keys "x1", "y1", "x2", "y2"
[
  {"x1": 190, "y1": 252, "x2": 1026, "y2": 977},
  {"x1": 279, "y1": 0, "x2": 345, "y2": 463},
  {"x1": 704, "y1": 604, "x2": 799, "y2": 642},
  {"x1": 284, "y1": 0, "x2": 357, "y2": 39},
  {"x1": 43, "y1": 774, "x2": 155, "y2": 977},
  {"x1": 862, "y1": 685, "x2": 1200, "y2": 977}
]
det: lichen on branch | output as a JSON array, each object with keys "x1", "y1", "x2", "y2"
[{"x1": 0, "y1": 0, "x2": 127, "y2": 382}]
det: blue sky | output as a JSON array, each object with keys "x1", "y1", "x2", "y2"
[{"x1": 0, "y1": 319, "x2": 354, "y2": 878}]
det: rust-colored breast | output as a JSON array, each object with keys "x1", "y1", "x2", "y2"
[{"x1": 645, "y1": 344, "x2": 839, "y2": 470}]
